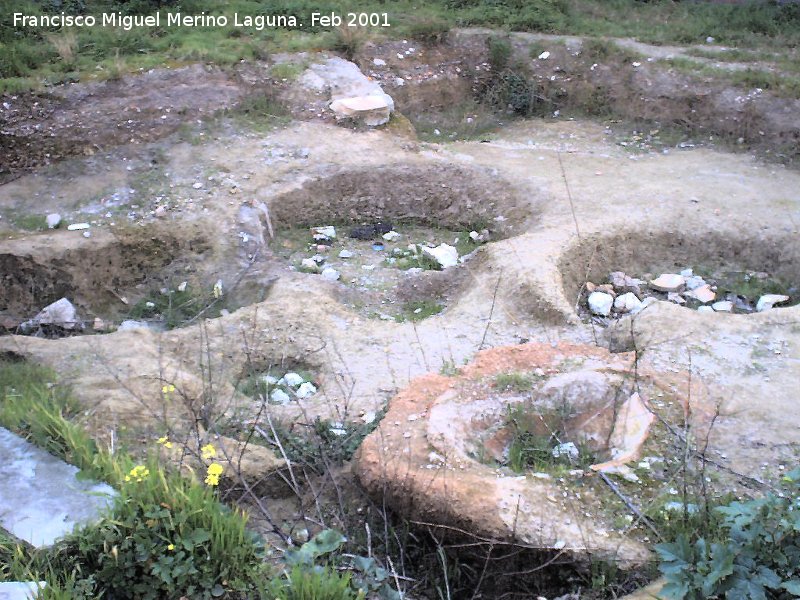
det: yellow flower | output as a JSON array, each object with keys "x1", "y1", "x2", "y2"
[
  {"x1": 161, "y1": 384, "x2": 175, "y2": 395},
  {"x1": 204, "y1": 462, "x2": 224, "y2": 486},
  {"x1": 125, "y1": 465, "x2": 150, "y2": 483},
  {"x1": 201, "y1": 443, "x2": 216, "y2": 460},
  {"x1": 167, "y1": 543, "x2": 175, "y2": 551},
  {"x1": 157, "y1": 437, "x2": 174, "y2": 449}
]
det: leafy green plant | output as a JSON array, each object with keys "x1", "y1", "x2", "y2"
[
  {"x1": 0, "y1": 359, "x2": 269, "y2": 599},
  {"x1": 270, "y1": 566, "x2": 363, "y2": 600},
  {"x1": 656, "y1": 468, "x2": 800, "y2": 599},
  {"x1": 282, "y1": 530, "x2": 398, "y2": 600},
  {"x1": 269, "y1": 412, "x2": 385, "y2": 472}
]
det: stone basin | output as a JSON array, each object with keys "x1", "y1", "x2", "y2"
[{"x1": 354, "y1": 342, "x2": 713, "y2": 565}]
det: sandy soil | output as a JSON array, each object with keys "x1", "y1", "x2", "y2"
[{"x1": 1, "y1": 36, "x2": 799, "y2": 597}]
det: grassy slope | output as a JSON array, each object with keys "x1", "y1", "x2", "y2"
[{"x1": 1, "y1": 0, "x2": 799, "y2": 93}]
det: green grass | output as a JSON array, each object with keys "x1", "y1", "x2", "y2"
[
  {"x1": 664, "y1": 58, "x2": 800, "y2": 99},
  {"x1": 504, "y1": 403, "x2": 597, "y2": 474},
  {"x1": 0, "y1": 359, "x2": 268, "y2": 598},
  {"x1": 684, "y1": 47, "x2": 763, "y2": 63},
  {"x1": 270, "y1": 61, "x2": 307, "y2": 81},
  {"x1": 493, "y1": 372, "x2": 534, "y2": 393},
  {"x1": 396, "y1": 300, "x2": 444, "y2": 322},
  {"x1": 3, "y1": 0, "x2": 799, "y2": 94},
  {"x1": 7, "y1": 213, "x2": 49, "y2": 232}
]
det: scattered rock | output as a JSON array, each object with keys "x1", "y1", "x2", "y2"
[
  {"x1": 552, "y1": 442, "x2": 579, "y2": 460},
  {"x1": 270, "y1": 389, "x2": 291, "y2": 404},
  {"x1": 382, "y1": 230, "x2": 401, "y2": 242},
  {"x1": 609, "y1": 271, "x2": 643, "y2": 295},
  {"x1": 349, "y1": 222, "x2": 393, "y2": 240},
  {"x1": 756, "y1": 294, "x2": 790, "y2": 312},
  {"x1": 588, "y1": 291, "x2": 614, "y2": 316},
  {"x1": 321, "y1": 267, "x2": 340, "y2": 281},
  {"x1": 282, "y1": 373, "x2": 304, "y2": 387},
  {"x1": 295, "y1": 382, "x2": 317, "y2": 399},
  {"x1": 685, "y1": 276, "x2": 707, "y2": 291},
  {"x1": 667, "y1": 292, "x2": 686, "y2": 305},
  {"x1": 311, "y1": 225, "x2": 336, "y2": 241},
  {"x1": 66, "y1": 223, "x2": 90, "y2": 231},
  {"x1": 649, "y1": 274, "x2": 685, "y2": 292},
  {"x1": 338, "y1": 249, "x2": 354, "y2": 259},
  {"x1": 685, "y1": 284, "x2": 715, "y2": 304},
  {"x1": 712, "y1": 301, "x2": 733, "y2": 313},
  {"x1": 20, "y1": 298, "x2": 82, "y2": 332},
  {"x1": 633, "y1": 296, "x2": 658, "y2": 314},
  {"x1": 46, "y1": 214, "x2": 61, "y2": 229},
  {"x1": 421, "y1": 243, "x2": 459, "y2": 269},
  {"x1": 596, "y1": 283, "x2": 616, "y2": 297},
  {"x1": 0, "y1": 582, "x2": 47, "y2": 599},
  {"x1": 330, "y1": 96, "x2": 391, "y2": 126},
  {"x1": 300, "y1": 258, "x2": 320, "y2": 273},
  {"x1": 613, "y1": 292, "x2": 642, "y2": 313},
  {"x1": 0, "y1": 427, "x2": 116, "y2": 548},
  {"x1": 697, "y1": 306, "x2": 714, "y2": 314},
  {"x1": 299, "y1": 57, "x2": 394, "y2": 126}
]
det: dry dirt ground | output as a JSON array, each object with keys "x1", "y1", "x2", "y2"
[{"x1": 1, "y1": 30, "x2": 799, "y2": 597}]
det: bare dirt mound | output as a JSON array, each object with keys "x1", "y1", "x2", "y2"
[{"x1": 0, "y1": 64, "x2": 245, "y2": 182}]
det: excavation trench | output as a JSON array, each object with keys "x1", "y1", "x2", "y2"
[
  {"x1": 0, "y1": 225, "x2": 214, "y2": 336},
  {"x1": 266, "y1": 164, "x2": 534, "y2": 320},
  {"x1": 559, "y1": 229, "x2": 800, "y2": 319}
]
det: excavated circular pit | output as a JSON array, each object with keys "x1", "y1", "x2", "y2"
[
  {"x1": 0, "y1": 227, "x2": 214, "y2": 336},
  {"x1": 356, "y1": 342, "x2": 717, "y2": 576},
  {"x1": 559, "y1": 230, "x2": 800, "y2": 321},
  {"x1": 470, "y1": 370, "x2": 647, "y2": 472},
  {"x1": 267, "y1": 164, "x2": 533, "y2": 320}
]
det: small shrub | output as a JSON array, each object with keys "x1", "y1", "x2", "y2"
[
  {"x1": 128, "y1": 286, "x2": 221, "y2": 329},
  {"x1": 331, "y1": 25, "x2": 366, "y2": 61},
  {"x1": 487, "y1": 35, "x2": 512, "y2": 72},
  {"x1": 405, "y1": 18, "x2": 450, "y2": 44},
  {"x1": 47, "y1": 31, "x2": 78, "y2": 70},
  {"x1": 269, "y1": 412, "x2": 385, "y2": 472},
  {"x1": 270, "y1": 61, "x2": 306, "y2": 81},
  {"x1": 656, "y1": 468, "x2": 800, "y2": 599}
]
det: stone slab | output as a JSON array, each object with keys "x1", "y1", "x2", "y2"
[
  {"x1": 0, "y1": 582, "x2": 45, "y2": 600},
  {"x1": 0, "y1": 427, "x2": 116, "y2": 548}
]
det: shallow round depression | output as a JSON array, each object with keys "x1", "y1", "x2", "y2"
[
  {"x1": 447, "y1": 369, "x2": 656, "y2": 475},
  {"x1": 559, "y1": 229, "x2": 800, "y2": 320},
  {"x1": 267, "y1": 163, "x2": 533, "y2": 320}
]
